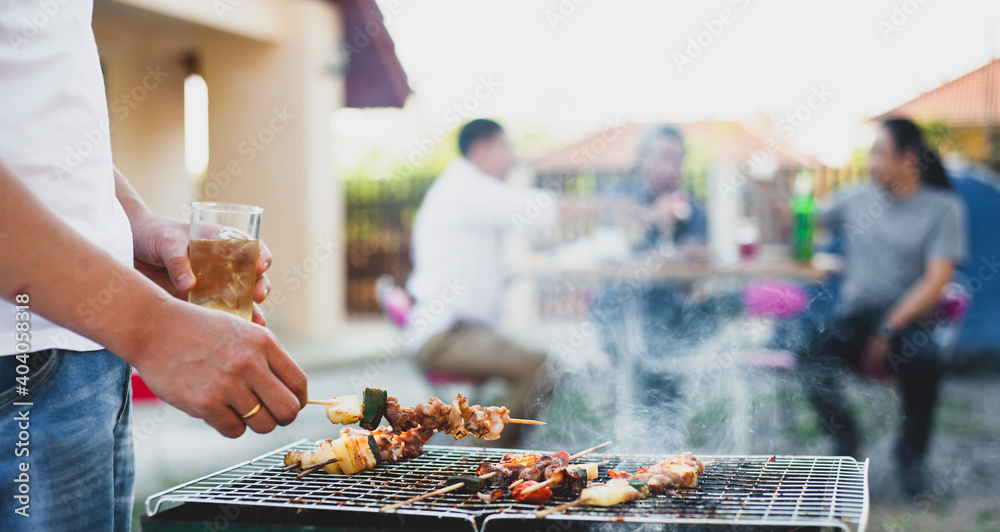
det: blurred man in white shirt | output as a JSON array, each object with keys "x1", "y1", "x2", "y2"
[{"x1": 405, "y1": 119, "x2": 557, "y2": 446}]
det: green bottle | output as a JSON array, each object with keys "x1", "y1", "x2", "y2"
[{"x1": 790, "y1": 170, "x2": 816, "y2": 262}]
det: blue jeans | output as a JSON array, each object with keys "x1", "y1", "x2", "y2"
[{"x1": 0, "y1": 349, "x2": 133, "y2": 531}]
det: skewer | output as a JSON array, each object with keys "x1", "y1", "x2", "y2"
[
  {"x1": 380, "y1": 483, "x2": 464, "y2": 512},
  {"x1": 382, "y1": 445, "x2": 610, "y2": 512},
  {"x1": 307, "y1": 399, "x2": 338, "y2": 405},
  {"x1": 535, "y1": 498, "x2": 592, "y2": 518},
  {"x1": 518, "y1": 476, "x2": 559, "y2": 495},
  {"x1": 295, "y1": 457, "x2": 341, "y2": 479},
  {"x1": 508, "y1": 418, "x2": 545, "y2": 425},
  {"x1": 380, "y1": 472, "x2": 497, "y2": 512},
  {"x1": 569, "y1": 440, "x2": 612, "y2": 461},
  {"x1": 308, "y1": 400, "x2": 544, "y2": 425},
  {"x1": 518, "y1": 460, "x2": 611, "y2": 496}
]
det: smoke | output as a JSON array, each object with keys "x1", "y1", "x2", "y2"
[{"x1": 521, "y1": 275, "x2": 899, "y2": 460}]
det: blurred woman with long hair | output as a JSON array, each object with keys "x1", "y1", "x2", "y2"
[{"x1": 799, "y1": 117, "x2": 967, "y2": 496}]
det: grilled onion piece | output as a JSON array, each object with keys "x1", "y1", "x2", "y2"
[
  {"x1": 579, "y1": 478, "x2": 647, "y2": 506},
  {"x1": 325, "y1": 395, "x2": 364, "y2": 425}
]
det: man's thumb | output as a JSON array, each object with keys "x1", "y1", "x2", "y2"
[{"x1": 162, "y1": 237, "x2": 196, "y2": 291}]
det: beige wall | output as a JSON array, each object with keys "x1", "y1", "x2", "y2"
[
  {"x1": 200, "y1": 1, "x2": 346, "y2": 336},
  {"x1": 94, "y1": 16, "x2": 192, "y2": 219},
  {"x1": 94, "y1": 0, "x2": 347, "y2": 339}
]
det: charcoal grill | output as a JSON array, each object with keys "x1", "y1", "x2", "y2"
[{"x1": 142, "y1": 440, "x2": 869, "y2": 532}]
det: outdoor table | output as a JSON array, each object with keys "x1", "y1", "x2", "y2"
[{"x1": 525, "y1": 254, "x2": 830, "y2": 446}]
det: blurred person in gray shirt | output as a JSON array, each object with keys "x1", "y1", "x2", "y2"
[{"x1": 799, "y1": 118, "x2": 967, "y2": 497}]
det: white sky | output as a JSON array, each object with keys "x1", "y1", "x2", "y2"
[{"x1": 332, "y1": 0, "x2": 1000, "y2": 168}]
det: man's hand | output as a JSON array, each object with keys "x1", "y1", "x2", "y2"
[
  {"x1": 648, "y1": 192, "x2": 694, "y2": 232},
  {"x1": 130, "y1": 298, "x2": 308, "y2": 437},
  {"x1": 131, "y1": 212, "x2": 273, "y2": 325},
  {"x1": 651, "y1": 194, "x2": 677, "y2": 232},
  {"x1": 2, "y1": 169, "x2": 306, "y2": 438}
]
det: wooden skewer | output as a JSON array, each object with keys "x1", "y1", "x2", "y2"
[
  {"x1": 569, "y1": 440, "x2": 612, "y2": 461},
  {"x1": 518, "y1": 476, "x2": 558, "y2": 495},
  {"x1": 295, "y1": 468, "x2": 317, "y2": 480},
  {"x1": 508, "y1": 418, "x2": 545, "y2": 425},
  {"x1": 535, "y1": 498, "x2": 592, "y2": 518},
  {"x1": 307, "y1": 397, "x2": 545, "y2": 428},
  {"x1": 519, "y1": 460, "x2": 611, "y2": 496},
  {"x1": 381, "y1": 483, "x2": 464, "y2": 512},
  {"x1": 379, "y1": 442, "x2": 608, "y2": 513},
  {"x1": 509, "y1": 453, "x2": 608, "y2": 494},
  {"x1": 307, "y1": 399, "x2": 543, "y2": 423},
  {"x1": 295, "y1": 457, "x2": 340, "y2": 478},
  {"x1": 295, "y1": 457, "x2": 341, "y2": 479},
  {"x1": 380, "y1": 473, "x2": 496, "y2": 513},
  {"x1": 282, "y1": 454, "x2": 342, "y2": 472},
  {"x1": 307, "y1": 399, "x2": 338, "y2": 405}
]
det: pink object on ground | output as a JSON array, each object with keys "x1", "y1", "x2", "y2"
[
  {"x1": 423, "y1": 371, "x2": 487, "y2": 387},
  {"x1": 383, "y1": 287, "x2": 412, "y2": 327},
  {"x1": 743, "y1": 280, "x2": 809, "y2": 319},
  {"x1": 131, "y1": 369, "x2": 159, "y2": 403},
  {"x1": 744, "y1": 349, "x2": 797, "y2": 371}
]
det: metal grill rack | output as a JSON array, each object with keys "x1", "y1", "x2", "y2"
[{"x1": 145, "y1": 440, "x2": 869, "y2": 532}]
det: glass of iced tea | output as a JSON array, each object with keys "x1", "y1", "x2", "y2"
[{"x1": 188, "y1": 202, "x2": 262, "y2": 321}]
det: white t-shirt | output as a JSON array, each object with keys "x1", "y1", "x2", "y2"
[
  {"x1": 404, "y1": 158, "x2": 558, "y2": 353},
  {"x1": 0, "y1": 0, "x2": 134, "y2": 355}
]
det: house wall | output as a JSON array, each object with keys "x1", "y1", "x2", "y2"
[
  {"x1": 951, "y1": 127, "x2": 992, "y2": 164},
  {"x1": 93, "y1": 0, "x2": 347, "y2": 340},
  {"x1": 94, "y1": 13, "x2": 193, "y2": 220},
  {"x1": 200, "y1": 1, "x2": 346, "y2": 337}
]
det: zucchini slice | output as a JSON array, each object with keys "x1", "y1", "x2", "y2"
[
  {"x1": 360, "y1": 388, "x2": 388, "y2": 430},
  {"x1": 445, "y1": 475, "x2": 483, "y2": 494},
  {"x1": 367, "y1": 434, "x2": 382, "y2": 466}
]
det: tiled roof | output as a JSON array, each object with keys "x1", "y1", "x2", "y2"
[
  {"x1": 873, "y1": 58, "x2": 1000, "y2": 127},
  {"x1": 532, "y1": 121, "x2": 821, "y2": 174}
]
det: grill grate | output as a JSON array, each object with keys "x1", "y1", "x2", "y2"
[{"x1": 146, "y1": 440, "x2": 869, "y2": 531}]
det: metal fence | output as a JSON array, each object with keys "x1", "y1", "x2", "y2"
[
  {"x1": 342, "y1": 166, "x2": 854, "y2": 317},
  {"x1": 345, "y1": 174, "x2": 436, "y2": 315}
]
